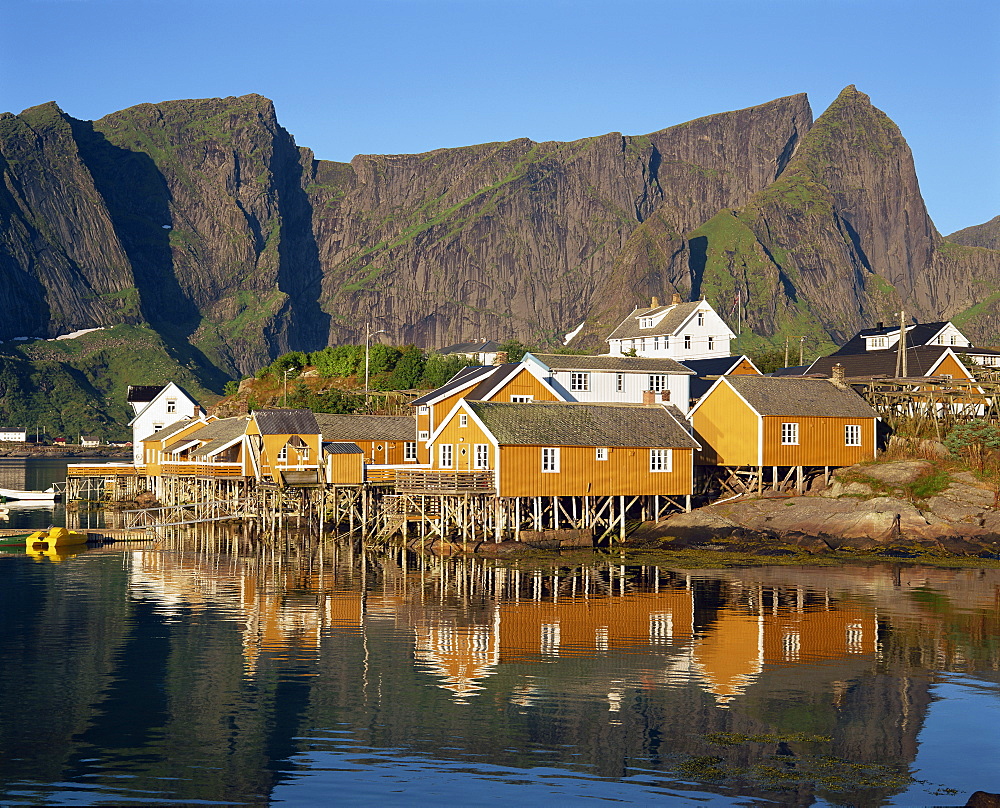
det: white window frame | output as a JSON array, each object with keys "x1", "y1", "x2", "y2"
[
  {"x1": 418, "y1": 405, "x2": 429, "y2": 415},
  {"x1": 404, "y1": 441, "x2": 417, "y2": 461},
  {"x1": 277, "y1": 445, "x2": 288, "y2": 462},
  {"x1": 684, "y1": 335, "x2": 691, "y2": 350},
  {"x1": 541, "y1": 447, "x2": 560, "y2": 473},
  {"x1": 707, "y1": 336, "x2": 714, "y2": 351},
  {"x1": 418, "y1": 430, "x2": 430, "y2": 441},
  {"x1": 639, "y1": 317, "x2": 654, "y2": 328},
  {"x1": 653, "y1": 336, "x2": 660, "y2": 350},
  {"x1": 647, "y1": 374, "x2": 668, "y2": 392},
  {"x1": 511, "y1": 395, "x2": 533, "y2": 403},
  {"x1": 697, "y1": 312, "x2": 704, "y2": 327},
  {"x1": 300, "y1": 445, "x2": 310, "y2": 461},
  {"x1": 649, "y1": 448, "x2": 672, "y2": 472},
  {"x1": 596, "y1": 447, "x2": 608, "y2": 461},
  {"x1": 439, "y1": 444, "x2": 453, "y2": 468},
  {"x1": 459, "y1": 414, "x2": 468, "y2": 427},
  {"x1": 615, "y1": 374, "x2": 624, "y2": 392},
  {"x1": 845, "y1": 424, "x2": 861, "y2": 447},
  {"x1": 781, "y1": 422, "x2": 799, "y2": 445},
  {"x1": 474, "y1": 444, "x2": 489, "y2": 469},
  {"x1": 166, "y1": 399, "x2": 177, "y2": 414},
  {"x1": 570, "y1": 372, "x2": 590, "y2": 392}
]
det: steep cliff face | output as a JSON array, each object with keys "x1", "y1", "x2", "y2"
[
  {"x1": 661, "y1": 86, "x2": 1000, "y2": 349},
  {"x1": 1, "y1": 88, "x2": 997, "y2": 388},
  {"x1": 306, "y1": 94, "x2": 812, "y2": 350}
]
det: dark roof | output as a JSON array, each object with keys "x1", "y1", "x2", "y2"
[
  {"x1": 323, "y1": 441, "x2": 364, "y2": 455},
  {"x1": 410, "y1": 365, "x2": 497, "y2": 406},
  {"x1": 252, "y1": 409, "x2": 320, "y2": 435},
  {"x1": 127, "y1": 385, "x2": 166, "y2": 403},
  {"x1": 465, "y1": 363, "x2": 527, "y2": 400},
  {"x1": 681, "y1": 356, "x2": 757, "y2": 399},
  {"x1": 163, "y1": 437, "x2": 198, "y2": 453},
  {"x1": 769, "y1": 365, "x2": 812, "y2": 377},
  {"x1": 439, "y1": 340, "x2": 503, "y2": 355},
  {"x1": 721, "y1": 376, "x2": 878, "y2": 418},
  {"x1": 807, "y1": 345, "x2": 970, "y2": 379},
  {"x1": 606, "y1": 301, "x2": 703, "y2": 341},
  {"x1": 465, "y1": 402, "x2": 699, "y2": 449},
  {"x1": 527, "y1": 353, "x2": 694, "y2": 375},
  {"x1": 314, "y1": 413, "x2": 415, "y2": 441},
  {"x1": 832, "y1": 322, "x2": 950, "y2": 355}
]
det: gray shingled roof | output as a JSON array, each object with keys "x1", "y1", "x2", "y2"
[
  {"x1": 465, "y1": 402, "x2": 699, "y2": 448},
  {"x1": 606, "y1": 301, "x2": 703, "y2": 341},
  {"x1": 724, "y1": 376, "x2": 878, "y2": 418},
  {"x1": 528, "y1": 353, "x2": 695, "y2": 375},
  {"x1": 189, "y1": 418, "x2": 248, "y2": 459},
  {"x1": 410, "y1": 365, "x2": 497, "y2": 405},
  {"x1": 806, "y1": 345, "x2": 973, "y2": 379},
  {"x1": 323, "y1": 441, "x2": 364, "y2": 455},
  {"x1": 252, "y1": 409, "x2": 320, "y2": 435},
  {"x1": 314, "y1": 413, "x2": 415, "y2": 441},
  {"x1": 142, "y1": 418, "x2": 199, "y2": 443}
]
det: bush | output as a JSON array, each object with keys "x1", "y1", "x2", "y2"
[
  {"x1": 223, "y1": 380, "x2": 240, "y2": 397},
  {"x1": 944, "y1": 420, "x2": 1000, "y2": 470},
  {"x1": 311, "y1": 345, "x2": 363, "y2": 378}
]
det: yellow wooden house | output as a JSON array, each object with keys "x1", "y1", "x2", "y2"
[
  {"x1": 246, "y1": 409, "x2": 322, "y2": 486},
  {"x1": 428, "y1": 400, "x2": 699, "y2": 498},
  {"x1": 314, "y1": 413, "x2": 417, "y2": 466},
  {"x1": 689, "y1": 376, "x2": 879, "y2": 469}
]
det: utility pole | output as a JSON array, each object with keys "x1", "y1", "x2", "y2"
[
  {"x1": 895, "y1": 309, "x2": 907, "y2": 378},
  {"x1": 784, "y1": 337, "x2": 789, "y2": 369},
  {"x1": 799, "y1": 336, "x2": 805, "y2": 367}
]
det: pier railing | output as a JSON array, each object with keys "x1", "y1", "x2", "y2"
[
  {"x1": 67, "y1": 463, "x2": 139, "y2": 477},
  {"x1": 394, "y1": 469, "x2": 496, "y2": 494},
  {"x1": 161, "y1": 462, "x2": 244, "y2": 478}
]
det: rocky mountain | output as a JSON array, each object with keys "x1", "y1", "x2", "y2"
[
  {"x1": 2, "y1": 87, "x2": 998, "y2": 391},
  {"x1": 949, "y1": 215, "x2": 1000, "y2": 251}
]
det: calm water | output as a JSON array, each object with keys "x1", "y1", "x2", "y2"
[
  {"x1": 0, "y1": 458, "x2": 120, "y2": 529},
  {"x1": 1, "y1": 533, "x2": 999, "y2": 807}
]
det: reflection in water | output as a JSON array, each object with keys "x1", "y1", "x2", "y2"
[{"x1": 1, "y1": 528, "x2": 999, "y2": 806}]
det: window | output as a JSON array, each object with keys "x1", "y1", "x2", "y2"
[
  {"x1": 459, "y1": 414, "x2": 468, "y2": 427},
  {"x1": 404, "y1": 442, "x2": 417, "y2": 461},
  {"x1": 418, "y1": 430, "x2": 430, "y2": 441},
  {"x1": 439, "y1": 444, "x2": 453, "y2": 468},
  {"x1": 570, "y1": 372, "x2": 590, "y2": 392},
  {"x1": 166, "y1": 399, "x2": 176, "y2": 414},
  {"x1": 153, "y1": 424, "x2": 163, "y2": 432},
  {"x1": 300, "y1": 446, "x2": 310, "y2": 461},
  {"x1": 640, "y1": 338, "x2": 647, "y2": 352},
  {"x1": 511, "y1": 395, "x2": 533, "y2": 402},
  {"x1": 845, "y1": 424, "x2": 861, "y2": 446},
  {"x1": 474, "y1": 444, "x2": 489, "y2": 469},
  {"x1": 277, "y1": 445, "x2": 288, "y2": 462},
  {"x1": 781, "y1": 422, "x2": 799, "y2": 445},
  {"x1": 639, "y1": 317, "x2": 654, "y2": 328},
  {"x1": 663, "y1": 335, "x2": 669, "y2": 349},
  {"x1": 870, "y1": 337, "x2": 887, "y2": 349},
  {"x1": 951, "y1": 335, "x2": 958, "y2": 345},
  {"x1": 647, "y1": 374, "x2": 668, "y2": 392},
  {"x1": 697, "y1": 312, "x2": 704, "y2": 326},
  {"x1": 418, "y1": 405, "x2": 429, "y2": 415},
  {"x1": 653, "y1": 336, "x2": 660, "y2": 350},
  {"x1": 541, "y1": 447, "x2": 560, "y2": 472},
  {"x1": 649, "y1": 448, "x2": 672, "y2": 472},
  {"x1": 596, "y1": 447, "x2": 608, "y2": 461},
  {"x1": 684, "y1": 335, "x2": 691, "y2": 350},
  {"x1": 615, "y1": 373, "x2": 624, "y2": 392},
  {"x1": 707, "y1": 337, "x2": 714, "y2": 351}
]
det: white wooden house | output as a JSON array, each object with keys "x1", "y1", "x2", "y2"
[
  {"x1": 0, "y1": 427, "x2": 27, "y2": 443},
  {"x1": 128, "y1": 383, "x2": 203, "y2": 466},
  {"x1": 607, "y1": 294, "x2": 736, "y2": 360},
  {"x1": 521, "y1": 353, "x2": 695, "y2": 411}
]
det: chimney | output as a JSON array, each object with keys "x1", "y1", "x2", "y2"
[
  {"x1": 831, "y1": 363, "x2": 847, "y2": 389},
  {"x1": 493, "y1": 351, "x2": 509, "y2": 366},
  {"x1": 660, "y1": 389, "x2": 670, "y2": 402},
  {"x1": 651, "y1": 295, "x2": 660, "y2": 308},
  {"x1": 642, "y1": 390, "x2": 656, "y2": 406},
  {"x1": 671, "y1": 292, "x2": 682, "y2": 305},
  {"x1": 876, "y1": 321, "x2": 884, "y2": 330}
]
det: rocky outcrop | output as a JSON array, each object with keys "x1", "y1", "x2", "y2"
[
  {"x1": 658, "y1": 462, "x2": 1000, "y2": 556},
  {"x1": 950, "y1": 215, "x2": 1000, "y2": 251}
]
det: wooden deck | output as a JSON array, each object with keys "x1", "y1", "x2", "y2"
[{"x1": 394, "y1": 469, "x2": 496, "y2": 494}]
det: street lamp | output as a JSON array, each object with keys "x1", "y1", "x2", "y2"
[
  {"x1": 283, "y1": 367, "x2": 294, "y2": 407},
  {"x1": 364, "y1": 324, "x2": 387, "y2": 401}
]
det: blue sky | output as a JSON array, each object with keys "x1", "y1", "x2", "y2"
[{"x1": 4, "y1": 0, "x2": 998, "y2": 234}]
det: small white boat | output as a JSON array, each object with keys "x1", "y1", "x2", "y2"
[{"x1": 0, "y1": 487, "x2": 59, "y2": 502}]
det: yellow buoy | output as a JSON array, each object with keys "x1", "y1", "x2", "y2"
[{"x1": 25, "y1": 527, "x2": 89, "y2": 551}]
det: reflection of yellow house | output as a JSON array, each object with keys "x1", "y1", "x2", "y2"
[
  {"x1": 692, "y1": 606, "x2": 877, "y2": 705},
  {"x1": 413, "y1": 608, "x2": 500, "y2": 701},
  {"x1": 498, "y1": 591, "x2": 694, "y2": 662}
]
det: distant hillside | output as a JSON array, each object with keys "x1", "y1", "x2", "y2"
[{"x1": 949, "y1": 215, "x2": 1000, "y2": 251}]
